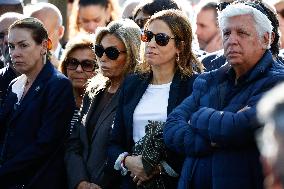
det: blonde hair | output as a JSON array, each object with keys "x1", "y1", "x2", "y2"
[{"x1": 95, "y1": 19, "x2": 141, "y2": 76}]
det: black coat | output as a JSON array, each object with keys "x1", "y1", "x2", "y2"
[
  {"x1": 0, "y1": 61, "x2": 75, "y2": 189},
  {"x1": 108, "y1": 71, "x2": 198, "y2": 189},
  {"x1": 65, "y1": 75, "x2": 121, "y2": 189}
]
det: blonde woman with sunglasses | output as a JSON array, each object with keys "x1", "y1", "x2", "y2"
[
  {"x1": 65, "y1": 19, "x2": 141, "y2": 189},
  {"x1": 108, "y1": 9, "x2": 204, "y2": 189}
]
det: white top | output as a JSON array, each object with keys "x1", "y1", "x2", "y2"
[
  {"x1": 132, "y1": 82, "x2": 171, "y2": 142},
  {"x1": 11, "y1": 74, "x2": 27, "y2": 104},
  {"x1": 54, "y1": 43, "x2": 62, "y2": 60}
]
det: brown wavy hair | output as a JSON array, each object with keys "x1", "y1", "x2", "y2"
[{"x1": 136, "y1": 9, "x2": 204, "y2": 77}]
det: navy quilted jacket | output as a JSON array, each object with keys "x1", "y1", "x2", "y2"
[{"x1": 164, "y1": 50, "x2": 284, "y2": 189}]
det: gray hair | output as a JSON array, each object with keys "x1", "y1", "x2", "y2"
[
  {"x1": 218, "y1": 3, "x2": 273, "y2": 49},
  {"x1": 95, "y1": 19, "x2": 141, "y2": 76}
]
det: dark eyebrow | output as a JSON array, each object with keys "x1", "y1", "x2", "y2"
[{"x1": 9, "y1": 40, "x2": 27, "y2": 45}]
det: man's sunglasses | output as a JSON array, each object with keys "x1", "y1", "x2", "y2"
[
  {"x1": 277, "y1": 9, "x2": 284, "y2": 18},
  {"x1": 65, "y1": 57, "x2": 97, "y2": 72},
  {"x1": 141, "y1": 30, "x2": 175, "y2": 46},
  {"x1": 94, "y1": 44, "x2": 126, "y2": 60}
]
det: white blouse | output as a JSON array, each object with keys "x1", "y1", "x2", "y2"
[{"x1": 132, "y1": 82, "x2": 171, "y2": 142}]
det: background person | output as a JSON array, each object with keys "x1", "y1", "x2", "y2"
[
  {"x1": 25, "y1": 2, "x2": 65, "y2": 62},
  {"x1": 0, "y1": 0, "x2": 23, "y2": 16},
  {"x1": 0, "y1": 12, "x2": 26, "y2": 106},
  {"x1": 108, "y1": 9, "x2": 203, "y2": 189},
  {"x1": 194, "y1": 1, "x2": 222, "y2": 53},
  {"x1": 68, "y1": 0, "x2": 120, "y2": 39},
  {"x1": 0, "y1": 17, "x2": 75, "y2": 188},
  {"x1": 59, "y1": 33, "x2": 97, "y2": 108},
  {"x1": 133, "y1": 0, "x2": 181, "y2": 30},
  {"x1": 65, "y1": 19, "x2": 141, "y2": 189}
]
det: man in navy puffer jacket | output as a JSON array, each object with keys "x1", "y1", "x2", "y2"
[{"x1": 164, "y1": 2, "x2": 284, "y2": 189}]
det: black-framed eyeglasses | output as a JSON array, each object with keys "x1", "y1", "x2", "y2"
[
  {"x1": 141, "y1": 30, "x2": 175, "y2": 46},
  {"x1": 65, "y1": 57, "x2": 97, "y2": 72},
  {"x1": 94, "y1": 44, "x2": 126, "y2": 60}
]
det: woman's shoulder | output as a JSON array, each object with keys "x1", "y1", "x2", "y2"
[{"x1": 122, "y1": 73, "x2": 150, "y2": 88}]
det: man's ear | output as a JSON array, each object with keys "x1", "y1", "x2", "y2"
[
  {"x1": 262, "y1": 32, "x2": 270, "y2": 49},
  {"x1": 58, "y1": 25, "x2": 65, "y2": 39}
]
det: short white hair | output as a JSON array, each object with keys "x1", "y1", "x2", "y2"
[{"x1": 218, "y1": 3, "x2": 273, "y2": 49}]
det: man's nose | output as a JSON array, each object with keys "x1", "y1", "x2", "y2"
[
  {"x1": 195, "y1": 26, "x2": 201, "y2": 36},
  {"x1": 226, "y1": 33, "x2": 238, "y2": 45}
]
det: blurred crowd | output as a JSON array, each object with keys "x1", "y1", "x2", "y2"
[{"x1": 1, "y1": 0, "x2": 284, "y2": 189}]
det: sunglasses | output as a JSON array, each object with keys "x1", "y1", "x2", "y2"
[
  {"x1": 141, "y1": 30, "x2": 175, "y2": 46},
  {"x1": 277, "y1": 9, "x2": 284, "y2": 18},
  {"x1": 94, "y1": 44, "x2": 126, "y2": 60},
  {"x1": 65, "y1": 57, "x2": 97, "y2": 72}
]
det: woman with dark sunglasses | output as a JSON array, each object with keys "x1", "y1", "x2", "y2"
[
  {"x1": 59, "y1": 33, "x2": 97, "y2": 108},
  {"x1": 65, "y1": 19, "x2": 141, "y2": 189},
  {"x1": 108, "y1": 9, "x2": 204, "y2": 189}
]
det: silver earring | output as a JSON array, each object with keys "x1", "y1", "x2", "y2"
[{"x1": 176, "y1": 53, "x2": 180, "y2": 62}]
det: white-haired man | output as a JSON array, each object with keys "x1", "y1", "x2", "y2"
[{"x1": 164, "y1": 2, "x2": 284, "y2": 189}]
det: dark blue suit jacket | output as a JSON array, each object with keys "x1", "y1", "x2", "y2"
[
  {"x1": 108, "y1": 71, "x2": 198, "y2": 189},
  {"x1": 0, "y1": 65, "x2": 17, "y2": 106},
  {"x1": 0, "y1": 61, "x2": 75, "y2": 188},
  {"x1": 164, "y1": 50, "x2": 284, "y2": 189}
]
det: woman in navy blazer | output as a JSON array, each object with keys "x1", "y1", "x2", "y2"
[
  {"x1": 0, "y1": 18, "x2": 75, "y2": 188},
  {"x1": 108, "y1": 10, "x2": 204, "y2": 189}
]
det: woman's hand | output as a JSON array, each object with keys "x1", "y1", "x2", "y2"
[{"x1": 125, "y1": 155, "x2": 150, "y2": 182}]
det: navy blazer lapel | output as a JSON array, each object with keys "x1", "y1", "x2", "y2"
[
  {"x1": 167, "y1": 71, "x2": 182, "y2": 115},
  {"x1": 91, "y1": 89, "x2": 120, "y2": 141},
  {"x1": 125, "y1": 74, "x2": 151, "y2": 144},
  {"x1": 8, "y1": 61, "x2": 53, "y2": 123}
]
